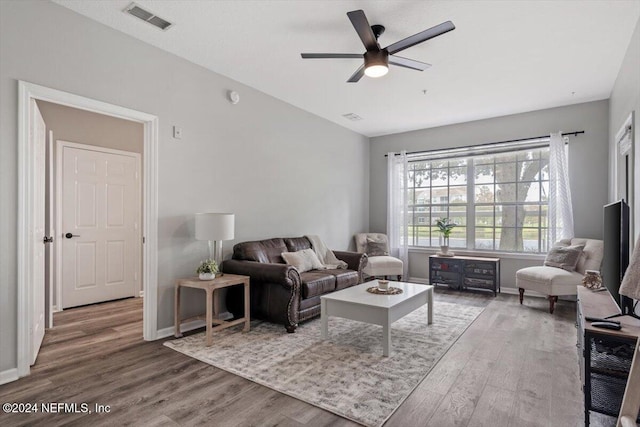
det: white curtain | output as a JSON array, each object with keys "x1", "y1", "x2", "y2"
[
  {"x1": 548, "y1": 132, "x2": 574, "y2": 246},
  {"x1": 387, "y1": 150, "x2": 409, "y2": 278}
]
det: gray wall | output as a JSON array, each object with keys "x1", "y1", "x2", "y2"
[
  {"x1": 370, "y1": 100, "x2": 610, "y2": 283},
  {"x1": 0, "y1": 1, "x2": 369, "y2": 372},
  {"x1": 609, "y1": 17, "x2": 640, "y2": 241}
]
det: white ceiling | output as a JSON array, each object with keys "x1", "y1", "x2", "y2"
[{"x1": 52, "y1": 0, "x2": 640, "y2": 137}]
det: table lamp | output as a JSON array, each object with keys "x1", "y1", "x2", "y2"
[{"x1": 195, "y1": 213, "x2": 235, "y2": 267}]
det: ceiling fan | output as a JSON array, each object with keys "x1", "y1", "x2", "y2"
[{"x1": 301, "y1": 9, "x2": 455, "y2": 83}]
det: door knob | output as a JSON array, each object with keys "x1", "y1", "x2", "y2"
[{"x1": 65, "y1": 233, "x2": 80, "y2": 239}]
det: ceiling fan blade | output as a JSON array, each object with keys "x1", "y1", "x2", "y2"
[
  {"x1": 347, "y1": 10, "x2": 378, "y2": 51},
  {"x1": 301, "y1": 53, "x2": 363, "y2": 59},
  {"x1": 347, "y1": 64, "x2": 365, "y2": 83},
  {"x1": 389, "y1": 55, "x2": 432, "y2": 71},
  {"x1": 385, "y1": 21, "x2": 455, "y2": 55}
]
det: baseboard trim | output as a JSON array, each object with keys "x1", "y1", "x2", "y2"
[
  {"x1": 0, "y1": 368, "x2": 19, "y2": 385},
  {"x1": 156, "y1": 320, "x2": 206, "y2": 340}
]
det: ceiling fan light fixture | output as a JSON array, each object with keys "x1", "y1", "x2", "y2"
[
  {"x1": 365, "y1": 64, "x2": 388, "y2": 78},
  {"x1": 364, "y1": 50, "x2": 389, "y2": 78}
]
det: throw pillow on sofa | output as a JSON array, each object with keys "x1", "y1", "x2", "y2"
[
  {"x1": 544, "y1": 244, "x2": 585, "y2": 271},
  {"x1": 282, "y1": 248, "x2": 324, "y2": 273}
]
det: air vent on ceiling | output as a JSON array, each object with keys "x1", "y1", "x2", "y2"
[
  {"x1": 124, "y1": 3, "x2": 173, "y2": 31},
  {"x1": 342, "y1": 113, "x2": 363, "y2": 121}
]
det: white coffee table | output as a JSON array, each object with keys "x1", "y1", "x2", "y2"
[{"x1": 320, "y1": 280, "x2": 434, "y2": 357}]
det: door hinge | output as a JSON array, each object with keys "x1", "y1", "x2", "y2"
[
  {"x1": 143, "y1": 236, "x2": 146, "y2": 244},
  {"x1": 43, "y1": 236, "x2": 53, "y2": 243}
]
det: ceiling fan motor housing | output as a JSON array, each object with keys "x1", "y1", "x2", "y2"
[{"x1": 364, "y1": 49, "x2": 389, "y2": 68}]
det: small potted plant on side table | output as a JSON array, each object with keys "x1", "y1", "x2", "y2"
[
  {"x1": 436, "y1": 217, "x2": 457, "y2": 257},
  {"x1": 197, "y1": 259, "x2": 219, "y2": 280}
]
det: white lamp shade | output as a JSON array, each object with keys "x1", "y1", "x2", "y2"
[
  {"x1": 620, "y1": 237, "x2": 640, "y2": 300},
  {"x1": 195, "y1": 213, "x2": 235, "y2": 241}
]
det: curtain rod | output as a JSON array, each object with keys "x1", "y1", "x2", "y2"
[{"x1": 384, "y1": 130, "x2": 585, "y2": 157}]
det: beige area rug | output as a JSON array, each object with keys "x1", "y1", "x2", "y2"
[{"x1": 164, "y1": 299, "x2": 484, "y2": 427}]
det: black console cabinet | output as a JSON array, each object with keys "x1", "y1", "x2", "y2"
[
  {"x1": 429, "y1": 255, "x2": 500, "y2": 296},
  {"x1": 577, "y1": 286, "x2": 640, "y2": 425}
]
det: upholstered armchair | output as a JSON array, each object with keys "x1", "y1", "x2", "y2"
[
  {"x1": 516, "y1": 238, "x2": 604, "y2": 313},
  {"x1": 354, "y1": 233, "x2": 403, "y2": 280}
]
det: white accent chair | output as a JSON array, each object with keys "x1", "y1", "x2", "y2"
[
  {"x1": 354, "y1": 233, "x2": 403, "y2": 281},
  {"x1": 516, "y1": 238, "x2": 604, "y2": 314}
]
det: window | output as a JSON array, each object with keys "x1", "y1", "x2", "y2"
[{"x1": 407, "y1": 144, "x2": 550, "y2": 253}]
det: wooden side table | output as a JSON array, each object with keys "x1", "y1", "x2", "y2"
[{"x1": 174, "y1": 273, "x2": 250, "y2": 346}]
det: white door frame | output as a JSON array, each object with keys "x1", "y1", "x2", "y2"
[{"x1": 17, "y1": 81, "x2": 159, "y2": 378}]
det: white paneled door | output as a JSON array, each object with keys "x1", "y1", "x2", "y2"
[
  {"x1": 31, "y1": 101, "x2": 46, "y2": 365},
  {"x1": 60, "y1": 143, "x2": 141, "y2": 308}
]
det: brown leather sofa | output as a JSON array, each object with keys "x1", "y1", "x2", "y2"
[{"x1": 222, "y1": 236, "x2": 367, "y2": 333}]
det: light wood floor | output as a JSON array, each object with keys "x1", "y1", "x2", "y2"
[{"x1": 0, "y1": 291, "x2": 617, "y2": 427}]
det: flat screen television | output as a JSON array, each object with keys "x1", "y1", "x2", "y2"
[{"x1": 602, "y1": 199, "x2": 633, "y2": 318}]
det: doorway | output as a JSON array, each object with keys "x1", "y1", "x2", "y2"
[
  {"x1": 57, "y1": 142, "x2": 141, "y2": 309},
  {"x1": 36, "y1": 99, "x2": 145, "y2": 313},
  {"x1": 17, "y1": 81, "x2": 159, "y2": 378}
]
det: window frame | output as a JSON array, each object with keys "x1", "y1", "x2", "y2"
[{"x1": 407, "y1": 143, "x2": 551, "y2": 254}]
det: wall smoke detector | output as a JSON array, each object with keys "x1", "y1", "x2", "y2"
[{"x1": 227, "y1": 90, "x2": 240, "y2": 105}]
